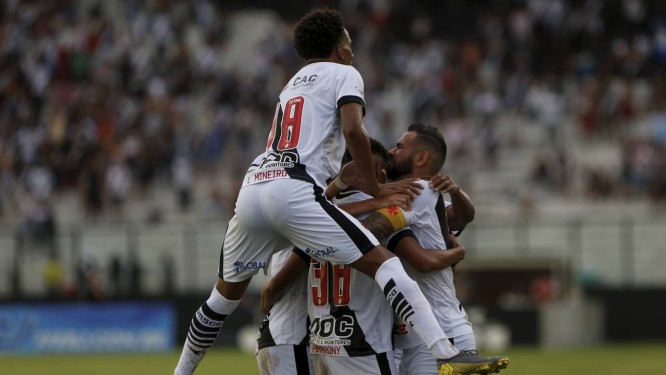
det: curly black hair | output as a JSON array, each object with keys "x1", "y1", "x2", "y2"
[{"x1": 293, "y1": 8, "x2": 345, "y2": 60}]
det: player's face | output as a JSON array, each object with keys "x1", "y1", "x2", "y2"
[
  {"x1": 387, "y1": 131, "x2": 417, "y2": 180},
  {"x1": 337, "y1": 29, "x2": 354, "y2": 65}
]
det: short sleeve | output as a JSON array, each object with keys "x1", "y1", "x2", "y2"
[
  {"x1": 335, "y1": 66, "x2": 365, "y2": 112},
  {"x1": 386, "y1": 228, "x2": 416, "y2": 253}
]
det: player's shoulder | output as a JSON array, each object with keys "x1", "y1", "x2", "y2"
[
  {"x1": 334, "y1": 189, "x2": 372, "y2": 204},
  {"x1": 329, "y1": 63, "x2": 362, "y2": 79},
  {"x1": 416, "y1": 179, "x2": 438, "y2": 195},
  {"x1": 411, "y1": 179, "x2": 440, "y2": 206}
]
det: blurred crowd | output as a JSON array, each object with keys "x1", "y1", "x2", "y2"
[{"x1": 1, "y1": 0, "x2": 666, "y2": 242}]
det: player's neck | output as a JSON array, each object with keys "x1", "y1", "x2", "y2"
[
  {"x1": 306, "y1": 58, "x2": 331, "y2": 64},
  {"x1": 397, "y1": 171, "x2": 430, "y2": 181}
]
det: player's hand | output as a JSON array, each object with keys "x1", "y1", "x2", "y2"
[
  {"x1": 376, "y1": 193, "x2": 413, "y2": 211},
  {"x1": 430, "y1": 172, "x2": 460, "y2": 194},
  {"x1": 448, "y1": 235, "x2": 466, "y2": 263},
  {"x1": 338, "y1": 161, "x2": 363, "y2": 188},
  {"x1": 378, "y1": 178, "x2": 423, "y2": 198}
]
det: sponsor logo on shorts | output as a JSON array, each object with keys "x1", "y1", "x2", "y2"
[
  {"x1": 303, "y1": 246, "x2": 339, "y2": 258},
  {"x1": 233, "y1": 261, "x2": 267, "y2": 272},
  {"x1": 310, "y1": 343, "x2": 343, "y2": 355}
]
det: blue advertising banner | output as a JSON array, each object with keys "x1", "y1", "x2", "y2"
[{"x1": 0, "y1": 303, "x2": 175, "y2": 354}]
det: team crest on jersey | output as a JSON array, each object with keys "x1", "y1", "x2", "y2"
[{"x1": 393, "y1": 322, "x2": 411, "y2": 336}]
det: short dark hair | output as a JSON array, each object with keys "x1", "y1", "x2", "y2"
[
  {"x1": 293, "y1": 8, "x2": 345, "y2": 60},
  {"x1": 408, "y1": 122, "x2": 447, "y2": 171},
  {"x1": 341, "y1": 137, "x2": 389, "y2": 165}
]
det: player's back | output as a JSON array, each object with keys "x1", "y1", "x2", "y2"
[{"x1": 246, "y1": 62, "x2": 365, "y2": 189}]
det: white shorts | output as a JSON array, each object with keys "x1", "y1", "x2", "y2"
[
  {"x1": 396, "y1": 334, "x2": 476, "y2": 375},
  {"x1": 220, "y1": 179, "x2": 379, "y2": 282},
  {"x1": 256, "y1": 344, "x2": 313, "y2": 375},
  {"x1": 314, "y1": 352, "x2": 397, "y2": 375}
]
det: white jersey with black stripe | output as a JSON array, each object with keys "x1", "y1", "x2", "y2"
[
  {"x1": 245, "y1": 62, "x2": 365, "y2": 189},
  {"x1": 307, "y1": 190, "x2": 394, "y2": 357},
  {"x1": 257, "y1": 248, "x2": 309, "y2": 349},
  {"x1": 386, "y1": 180, "x2": 473, "y2": 349}
]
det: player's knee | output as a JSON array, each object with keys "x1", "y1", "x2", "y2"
[
  {"x1": 215, "y1": 277, "x2": 251, "y2": 300},
  {"x1": 351, "y1": 245, "x2": 395, "y2": 277}
]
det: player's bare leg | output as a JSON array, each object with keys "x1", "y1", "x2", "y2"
[{"x1": 173, "y1": 277, "x2": 252, "y2": 375}]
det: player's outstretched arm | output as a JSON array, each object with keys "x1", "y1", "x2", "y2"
[
  {"x1": 393, "y1": 234, "x2": 465, "y2": 273},
  {"x1": 260, "y1": 249, "x2": 309, "y2": 314}
]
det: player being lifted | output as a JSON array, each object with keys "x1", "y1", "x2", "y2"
[{"x1": 174, "y1": 8, "x2": 500, "y2": 375}]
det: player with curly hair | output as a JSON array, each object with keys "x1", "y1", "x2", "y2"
[{"x1": 174, "y1": 8, "x2": 500, "y2": 375}]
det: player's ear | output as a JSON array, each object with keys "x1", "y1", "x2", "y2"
[
  {"x1": 378, "y1": 168, "x2": 388, "y2": 184},
  {"x1": 415, "y1": 151, "x2": 429, "y2": 167}
]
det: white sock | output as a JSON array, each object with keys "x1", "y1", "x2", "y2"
[
  {"x1": 375, "y1": 257, "x2": 459, "y2": 359},
  {"x1": 174, "y1": 288, "x2": 241, "y2": 375}
]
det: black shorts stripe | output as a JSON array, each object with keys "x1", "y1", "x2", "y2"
[
  {"x1": 293, "y1": 344, "x2": 310, "y2": 375},
  {"x1": 376, "y1": 352, "x2": 392, "y2": 375},
  {"x1": 282, "y1": 166, "x2": 375, "y2": 255},
  {"x1": 218, "y1": 224, "x2": 230, "y2": 279},
  {"x1": 314, "y1": 185, "x2": 375, "y2": 255}
]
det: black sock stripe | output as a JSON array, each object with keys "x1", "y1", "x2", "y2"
[
  {"x1": 383, "y1": 279, "x2": 397, "y2": 297},
  {"x1": 293, "y1": 344, "x2": 310, "y2": 375},
  {"x1": 201, "y1": 303, "x2": 227, "y2": 321},
  {"x1": 390, "y1": 292, "x2": 406, "y2": 312},
  {"x1": 402, "y1": 310, "x2": 415, "y2": 323},
  {"x1": 187, "y1": 332, "x2": 215, "y2": 347},
  {"x1": 395, "y1": 299, "x2": 410, "y2": 318},
  {"x1": 192, "y1": 317, "x2": 221, "y2": 333},
  {"x1": 400, "y1": 307, "x2": 414, "y2": 323},
  {"x1": 190, "y1": 325, "x2": 219, "y2": 339},
  {"x1": 376, "y1": 352, "x2": 392, "y2": 375}
]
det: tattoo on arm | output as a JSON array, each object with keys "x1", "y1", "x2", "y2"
[{"x1": 361, "y1": 212, "x2": 396, "y2": 241}]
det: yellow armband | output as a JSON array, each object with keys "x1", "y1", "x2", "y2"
[{"x1": 376, "y1": 206, "x2": 408, "y2": 231}]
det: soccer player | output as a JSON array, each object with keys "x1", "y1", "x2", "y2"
[
  {"x1": 385, "y1": 122, "x2": 510, "y2": 374},
  {"x1": 256, "y1": 247, "x2": 312, "y2": 375},
  {"x1": 174, "y1": 9, "x2": 495, "y2": 375}
]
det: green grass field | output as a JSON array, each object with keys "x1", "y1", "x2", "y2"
[{"x1": 2, "y1": 343, "x2": 665, "y2": 374}]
